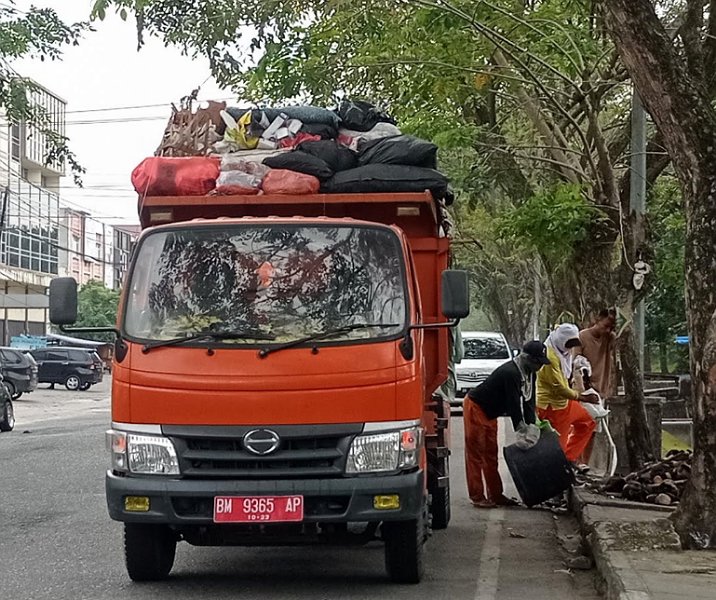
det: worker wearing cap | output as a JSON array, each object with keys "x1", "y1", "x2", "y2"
[{"x1": 464, "y1": 340, "x2": 551, "y2": 508}]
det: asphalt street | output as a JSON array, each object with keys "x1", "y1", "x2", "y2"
[{"x1": 1, "y1": 380, "x2": 600, "y2": 600}]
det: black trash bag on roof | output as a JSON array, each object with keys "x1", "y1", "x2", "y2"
[
  {"x1": 262, "y1": 106, "x2": 341, "y2": 127},
  {"x1": 300, "y1": 123, "x2": 338, "y2": 140},
  {"x1": 297, "y1": 140, "x2": 358, "y2": 173},
  {"x1": 263, "y1": 151, "x2": 334, "y2": 181},
  {"x1": 358, "y1": 135, "x2": 438, "y2": 169},
  {"x1": 321, "y1": 164, "x2": 449, "y2": 199},
  {"x1": 335, "y1": 99, "x2": 397, "y2": 132}
]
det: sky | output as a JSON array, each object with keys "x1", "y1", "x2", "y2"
[{"x1": 12, "y1": 1, "x2": 236, "y2": 224}]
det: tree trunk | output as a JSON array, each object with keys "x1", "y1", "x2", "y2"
[
  {"x1": 603, "y1": 0, "x2": 716, "y2": 549},
  {"x1": 670, "y1": 171, "x2": 716, "y2": 549},
  {"x1": 617, "y1": 325, "x2": 654, "y2": 470}
]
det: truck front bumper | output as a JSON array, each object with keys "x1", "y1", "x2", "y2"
[{"x1": 106, "y1": 469, "x2": 424, "y2": 525}]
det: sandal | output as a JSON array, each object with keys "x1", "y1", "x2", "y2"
[{"x1": 495, "y1": 495, "x2": 520, "y2": 507}]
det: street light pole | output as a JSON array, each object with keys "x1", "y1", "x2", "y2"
[{"x1": 630, "y1": 89, "x2": 647, "y2": 376}]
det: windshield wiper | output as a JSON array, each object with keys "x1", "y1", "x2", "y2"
[
  {"x1": 258, "y1": 323, "x2": 399, "y2": 358},
  {"x1": 142, "y1": 330, "x2": 276, "y2": 353}
]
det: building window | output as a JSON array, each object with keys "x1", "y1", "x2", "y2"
[
  {"x1": 0, "y1": 175, "x2": 59, "y2": 275},
  {"x1": 10, "y1": 123, "x2": 21, "y2": 161}
]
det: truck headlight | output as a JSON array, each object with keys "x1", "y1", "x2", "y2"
[
  {"x1": 106, "y1": 430, "x2": 180, "y2": 475},
  {"x1": 346, "y1": 426, "x2": 423, "y2": 474}
]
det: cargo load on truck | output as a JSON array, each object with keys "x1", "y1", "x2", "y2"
[{"x1": 131, "y1": 97, "x2": 454, "y2": 232}]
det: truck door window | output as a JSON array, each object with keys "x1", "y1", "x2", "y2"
[{"x1": 123, "y1": 225, "x2": 408, "y2": 345}]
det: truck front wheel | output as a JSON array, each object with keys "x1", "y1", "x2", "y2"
[
  {"x1": 383, "y1": 516, "x2": 425, "y2": 584},
  {"x1": 124, "y1": 523, "x2": 176, "y2": 581},
  {"x1": 430, "y1": 480, "x2": 451, "y2": 530}
]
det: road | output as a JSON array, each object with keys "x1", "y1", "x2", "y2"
[{"x1": 1, "y1": 380, "x2": 600, "y2": 600}]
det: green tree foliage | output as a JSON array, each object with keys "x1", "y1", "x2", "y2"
[
  {"x1": 645, "y1": 176, "x2": 686, "y2": 371},
  {"x1": 500, "y1": 183, "x2": 608, "y2": 268},
  {"x1": 0, "y1": 3, "x2": 89, "y2": 184},
  {"x1": 76, "y1": 280, "x2": 120, "y2": 341},
  {"x1": 92, "y1": 1, "x2": 647, "y2": 321}
]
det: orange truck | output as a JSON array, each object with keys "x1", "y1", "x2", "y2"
[{"x1": 49, "y1": 190, "x2": 469, "y2": 584}]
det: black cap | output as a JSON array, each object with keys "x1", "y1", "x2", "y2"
[{"x1": 522, "y1": 340, "x2": 551, "y2": 365}]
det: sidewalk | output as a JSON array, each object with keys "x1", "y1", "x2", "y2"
[{"x1": 571, "y1": 488, "x2": 716, "y2": 600}]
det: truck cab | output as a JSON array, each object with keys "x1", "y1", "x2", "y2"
[{"x1": 49, "y1": 191, "x2": 468, "y2": 584}]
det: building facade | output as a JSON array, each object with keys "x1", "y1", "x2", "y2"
[
  {"x1": 110, "y1": 224, "x2": 141, "y2": 290},
  {"x1": 59, "y1": 208, "x2": 114, "y2": 289},
  {"x1": 0, "y1": 83, "x2": 65, "y2": 343}
]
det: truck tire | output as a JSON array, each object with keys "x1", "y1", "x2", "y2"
[
  {"x1": 430, "y1": 479, "x2": 451, "y2": 530},
  {"x1": 124, "y1": 523, "x2": 176, "y2": 581},
  {"x1": 383, "y1": 516, "x2": 425, "y2": 584},
  {"x1": 0, "y1": 398, "x2": 14, "y2": 432}
]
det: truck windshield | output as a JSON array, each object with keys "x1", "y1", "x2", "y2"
[{"x1": 123, "y1": 224, "x2": 408, "y2": 345}]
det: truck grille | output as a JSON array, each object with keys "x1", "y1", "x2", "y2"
[{"x1": 164, "y1": 424, "x2": 362, "y2": 479}]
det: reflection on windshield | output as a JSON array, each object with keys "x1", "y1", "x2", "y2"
[
  {"x1": 464, "y1": 338, "x2": 509, "y2": 360},
  {"x1": 124, "y1": 225, "x2": 407, "y2": 344}
]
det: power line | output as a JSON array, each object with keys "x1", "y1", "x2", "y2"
[{"x1": 64, "y1": 96, "x2": 238, "y2": 115}]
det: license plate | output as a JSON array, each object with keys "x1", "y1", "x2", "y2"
[{"x1": 213, "y1": 495, "x2": 304, "y2": 523}]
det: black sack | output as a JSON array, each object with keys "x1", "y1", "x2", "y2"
[
  {"x1": 321, "y1": 164, "x2": 449, "y2": 199},
  {"x1": 297, "y1": 140, "x2": 358, "y2": 172},
  {"x1": 263, "y1": 151, "x2": 334, "y2": 180},
  {"x1": 300, "y1": 123, "x2": 338, "y2": 140},
  {"x1": 358, "y1": 135, "x2": 438, "y2": 169},
  {"x1": 335, "y1": 99, "x2": 397, "y2": 132}
]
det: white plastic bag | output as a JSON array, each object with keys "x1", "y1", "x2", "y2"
[
  {"x1": 580, "y1": 388, "x2": 610, "y2": 420},
  {"x1": 220, "y1": 155, "x2": 271, "y2": 177}
]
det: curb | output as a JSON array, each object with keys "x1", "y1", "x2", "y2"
[{"x1": 570, "y1": 487, "x2": 681, "y2": 600}]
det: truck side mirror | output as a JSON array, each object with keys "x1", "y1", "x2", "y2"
[
  {"x1": 49, "y1": 278, "x2": 78, "y2": 325},
  {"x1": 441, "y1": 270, "x2": 470, "y2": 320}
]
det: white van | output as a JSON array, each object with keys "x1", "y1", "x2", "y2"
[{"x1": 454, "y1": 331, "x2": 513, "y2": 405}]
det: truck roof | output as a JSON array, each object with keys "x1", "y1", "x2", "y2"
[{"x1": 139, "y1": 191, "x2": 443, "y2": 240}]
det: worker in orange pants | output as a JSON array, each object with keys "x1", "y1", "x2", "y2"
[
  {"x1": 537, "y1": 402, "x2": 596, "y2": 463},
  {"x1": 463, "y1": 397, "x2": 503, "y2": 505},
  {"x1": 537, "y1": 323, "x2": 599, "y2": 466},
  {"x1": 464, "y1": 341, "x2": 551, "y2": 507}
]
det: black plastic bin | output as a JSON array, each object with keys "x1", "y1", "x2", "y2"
[{"x1": 503, "y1": 430, "x2": 574, "y2": 507}]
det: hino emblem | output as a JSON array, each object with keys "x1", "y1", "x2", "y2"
[{"x1": 243, "y1": 429, "x2": 281, "y2": 456}]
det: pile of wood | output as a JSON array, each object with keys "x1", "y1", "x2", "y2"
[
  {"x1": 601, "y1": 450, "x2": 692, "y2": 506},
  {"x1": 156, "y1": 92, "x2": 226, "y2": 157}
]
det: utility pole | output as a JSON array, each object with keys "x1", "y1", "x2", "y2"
[{"x1": 630, "y1": 90, "x2": 647, "y2": 376}]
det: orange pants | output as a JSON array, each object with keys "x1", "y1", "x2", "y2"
[
  {"x1": 463, "y1": 398, "x2": 503, "y2": 503},
  {"x1": 538, "y1": 402, "x2": 596, "y2": 462}
]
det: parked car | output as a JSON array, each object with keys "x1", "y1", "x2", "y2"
[
  {"x1": 29, "y1": 347, "x2": 104, "y2": 391},
  {"x1": 453, "y1": 331, "x2": 513, "y2": 408},
  {"x1": 0, "y1": 347, "x2": 38, "y2": 399},
  {"x1": 0, "y1": 375, "x2": 14, "y2": 432}
]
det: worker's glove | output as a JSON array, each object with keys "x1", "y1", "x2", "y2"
[
  {"x1": 574, "y1": 354, "x2": 592, "y2": 376},
  {"x1": 514, "y1": 422, "x2": 540, "y2": 450}
]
